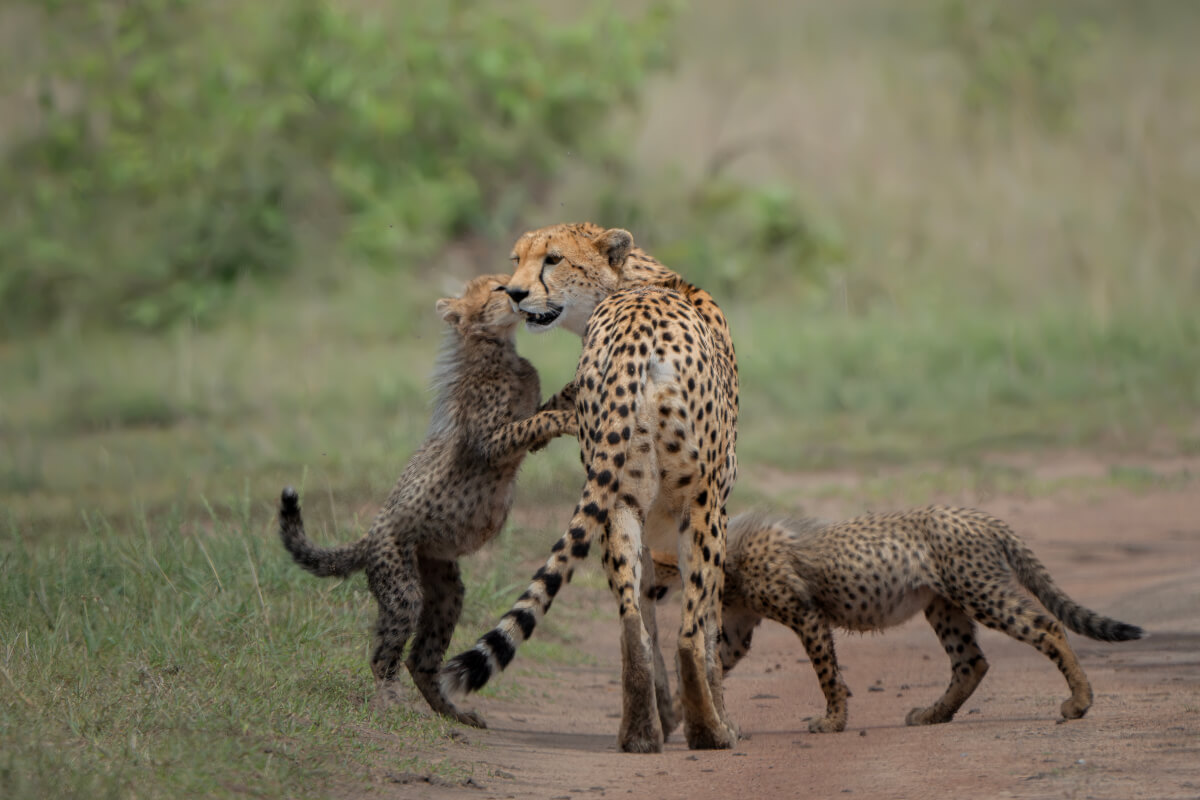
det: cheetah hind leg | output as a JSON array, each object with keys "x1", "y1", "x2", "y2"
[
  {"x1": 367, "y1": 544, "x2": 423, "y2": 714},
  {"x1": 405, "y1": 556, "x2": 486, "y2": 728},
  {"x1": 791, "y1": 613, "x2": 850, "y2": 732},
  {"x1": 962, "y1": 589, "x2": 1093, "y2": 721},
  {"x1": 906, "y1": 597, "x2": 989, "y2": 726},
  {"x1": 677, "y1": 586, "x2": 738, "y2": 748},
  {"x1": 640, "y1": 546, "x2": 678, "y2": 737},
  {"x1": 608, "y1": 509, "x2": 665, "y2": 753}
]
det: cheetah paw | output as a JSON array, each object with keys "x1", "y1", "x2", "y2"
[
  {"x1": 905, "y1": 706, "x2": 953, "y2": 726},
  {"x1": 807, "y1": 716, "x2": 846, "y2": 733},
  {"x1": 451, "y1": 708, "x2": 488, "y2": 729},
  {"x1": 1059, "y1": 698, "x2": 1090, "y2": 720},
  {"x1": 684, "y1": 720, "x2": 738, "y2": 750}
]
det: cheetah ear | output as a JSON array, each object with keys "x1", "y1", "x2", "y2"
[
  {"x1": 595, "y1": 228, "x2": 633, "y2": 269},
  {"x1": 436, "y1": 297, "x2": 462, "y2": 325}
]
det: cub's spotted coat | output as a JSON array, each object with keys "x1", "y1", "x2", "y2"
[
  {"x1": 652, "y1": 506, "x2": 1144, "y2": 732},
  {"x1": 277, "y1": 274, "x2": 575, "y2": 727}
]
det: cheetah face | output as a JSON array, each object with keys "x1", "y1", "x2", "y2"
[
  {"x1": 436, "y1": 273, "x2": 521, "y2": 338},
  {"x1": 503, "y1": 223, "x2": 633, "y2": 337}
]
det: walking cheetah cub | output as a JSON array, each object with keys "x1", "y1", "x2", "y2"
[
  {"x1": 652, "y1": 506, "x2": 1143, "y2": 732},
  {"x1": 278, "y1": 273, "x2": 576, "y2": 727}
]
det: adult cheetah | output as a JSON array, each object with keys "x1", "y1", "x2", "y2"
[
  {"x1": 277, "y1": 274, "x2": 576, "y2": 727},
  {"x1": 651, "y1": 506, "x2": 1144, "y2": 733},
  {"x1": 441, "y1": 223, "x2": 739, "y2": 752}
]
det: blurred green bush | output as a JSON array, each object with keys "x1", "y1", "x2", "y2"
[
  {"x1": 592, "y1": 164, "x2": 846, "y2": 302},
  {"x1": 0, "y1": 0, "x2": 674, "y2": 333},
  {"x1": 938, "y1": 0, "x2": 1095, "y2": 136}
]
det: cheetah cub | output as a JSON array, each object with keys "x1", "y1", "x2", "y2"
[
  {"x1": 652, "y1": 506, "x2": 1143, "y2": 732},
  {"x1": 278, "y1": 273, "x2": 577, "y2": 728}
]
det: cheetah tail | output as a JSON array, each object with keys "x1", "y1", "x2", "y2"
[
  {"x1": 1001, "y1": 530, "x2": 1144, "y2": 643},
  {"x1": 438, "y1": 498, "x2": 611, "y2": 698},
  {"x1": 441, "y1": 326, "x2": 650, "y2": 698},
  {"x1": 277, "y1": 487, "x2": 370, "y2": 578}
]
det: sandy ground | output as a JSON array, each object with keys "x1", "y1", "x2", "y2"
[{"x1": 374, "y1": 485, "x2": 1200, "y2": 800}]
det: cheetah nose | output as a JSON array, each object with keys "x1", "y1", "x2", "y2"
[{"x1": 504, "y1": 286, "x2": 530, "y2": 306}]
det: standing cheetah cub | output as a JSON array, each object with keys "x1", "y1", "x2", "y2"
[
  {"x1": 277, "y1": 273, "x2": 576, "y2": 727},
  {"x1": 652, "y1": 506, "x2": 1143, "y2": 732}
]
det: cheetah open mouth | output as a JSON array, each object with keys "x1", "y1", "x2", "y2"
[{"x1": 522, "y1": 305, "x2": 563, "y2": 331}]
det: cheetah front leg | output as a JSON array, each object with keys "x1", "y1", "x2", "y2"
[
  {"x1": 405, "y1": 556, "x2": 486, "y2": 728},
  {"x1": 906, "y1": 597, "x2": 989, "y2": 726},
  {"x1": 537, "y1": 380, "x2": 578, "y2": 413},
  {"x1": 484, "y1": 409, "x2": 578, "y2": 458},
  {"x1": 790, "y1": 612, "x2": 850, "y2": 733}
]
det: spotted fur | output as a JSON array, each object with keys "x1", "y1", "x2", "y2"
[
  {"x1": 277, "y1": 274, "x2": 576, "y2": 727},
  {"x1": 652, "y1": 506, "x2": 1144, "y2": 732},
  {"x1": 440, "y1": 223, "x2": 739, "y2": 753}
]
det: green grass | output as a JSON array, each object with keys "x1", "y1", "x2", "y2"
[
  {"x1": 739, "y1": 458, "x2": 1198, "y2": 516},
  {"x1": 1, "y1": 506, "x2": 424, "y2": 799},
  {"x1": 732, "y1": 300, "x2": 1200, "y2": 472},
  {"x1": 0, "y1": 505, "x2": 598, "y2": 800}
]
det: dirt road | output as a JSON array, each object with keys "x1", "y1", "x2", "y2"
[{"x1": 384, "y1": 487, "x2": 1200, "y2": 800}]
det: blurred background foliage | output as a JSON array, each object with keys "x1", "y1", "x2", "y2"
[
  {"x1": 1, "y1": 0, "x2": 1198, "y2": 529},
  {"x1": 0, "y1": 0, "x2": 674, "y2": 331}
]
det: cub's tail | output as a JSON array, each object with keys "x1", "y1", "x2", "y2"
[
  {"x1": 1000, "y1": 523, "x2": 1143, "y2": 642},
  {"x1": 278, "y1": 487, "x2": 371, "y2": 578}
]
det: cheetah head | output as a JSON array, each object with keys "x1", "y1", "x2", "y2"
[
  {"x1": 503, "y1": 222, "x2": 634, "y2": 336},
  {"x1": 435, "y1": 273, "x2": 520, "y2": 339}
]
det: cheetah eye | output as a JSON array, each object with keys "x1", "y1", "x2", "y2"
[
  {"x1": 509, "y1": 255, "x2": 518, "y2": 263},
  {"x1": 492, "y1": 285, "x2": 506, "y2": 293},
  {"x1": 544, "y1": 254, "x2": 563, "y2": 266}
]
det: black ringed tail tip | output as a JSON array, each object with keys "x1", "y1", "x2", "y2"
[
  {"x1": 442, "y1": 648, "x2": 493, "y2": 696},
  {"x1": 1111, "y1": 622, "x2": 1145, "y2": 642},
  {"x1": 281, "y1": 486, "x2": 300, "y2": 513}
]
